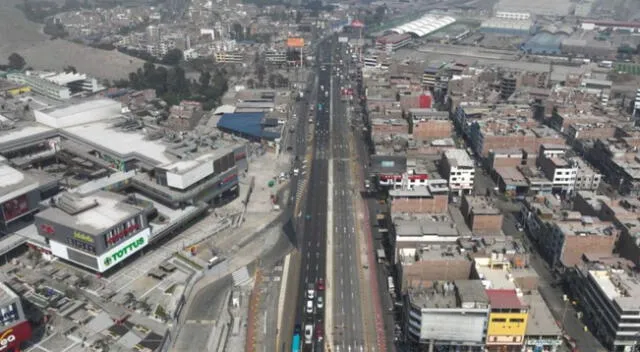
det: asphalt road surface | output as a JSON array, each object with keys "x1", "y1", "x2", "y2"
[
  {"x1": 328, "y1": 39, "x2": 368, "y2": 352},
  {"x1": 292, "y1": 37, "x2": 334, "y2": 352}
]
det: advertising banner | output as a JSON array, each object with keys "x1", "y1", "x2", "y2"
[
  {"x1": 287, "y1": 37, "x2": 305, "y2": 48},
  {"x1": 0, "y1": 321, "x2": 32, "y2": 352},
  {"x1": 1, "y1": 195, "x2": 29, "y2": 222},
  {"x1": 97, "y1": 228, "x2": 150, "y2": 272}
]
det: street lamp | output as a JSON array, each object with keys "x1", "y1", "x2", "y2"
[{"x1": 561, "y1": 294, "x2": 569, "y2": 330}]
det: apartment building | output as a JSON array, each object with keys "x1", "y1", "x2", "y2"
[
  {"x1": 441, "y1": 149, "x2": 475, "y2": 196},
  {"x1": 404, "y1": 280, "x2": 489, "y2": 351},
  {"x1": 214, "y1": 51, "x2": 245, "y2": 64},
  {"x1": 398, "y1": 245, "x2": 474, "y2": 292},
  {"x1": 521, "y1": 195, "x2": 619, "y2": 267},
  {"x1": 375, "y1": 33, "x2": 412, "y2": 53},
  {"x1": 389, "y1": 183, "x2": 450, "y2": 214},
  {"x1": 537, "y1": 155, "x2": 578, "y2": 192},
  {"x1": 565, "y1": 255, "x2": 640, "y2": 352},
  {"x1": 460, "y1": 196, "x2": 504, "y2": 235},
  {"x1": 588, "y1": 138, "x2": 640, "y2": 196}
]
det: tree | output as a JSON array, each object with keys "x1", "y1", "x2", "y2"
[
  {"x1": 8, "y1": 53, "x2": 26, "y2": 70},
  {"x1": 199, "y1": 71, "x2": 211, "y2": 89},
  {"x1": 162, "y1": 49, "x2": 183, "y2": 66},
  {"x1": 256, "y1": 64, "x2": 266, "y2": 87},
  {"x1": 63, "y1": 65, "x2": 77, "y2": 73}
]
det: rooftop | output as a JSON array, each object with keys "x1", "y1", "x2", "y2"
[
  {"x1": 394, "y1": 215, "x2": 459, "y2": 240},
  {"x1": 0, "y1": 164, "x2": 51, "y2": 205},
  {"x1": 464, "y1": 196, "x2": 501, "y2": 215},
  {"x1": 407, "y1": 280, "x2": 489, "y2": 310},
  {"x1": 589, "y1": 269, "x2": 640, "y2": 311},
  {"x1": 486, "y1": 289, "x2": 524, "y2": 309},
  {"x1": 36, "y1": 190, "x2": 146, "y2": 235},
  {"x1": 216, "y1": 112, "x2": 281, "y2": 141},
  {"x1": 0, "y1": 282, "x2": 19, "y2": 307},
  {"x1": 522, "y1": 292, "x2": 562, "y2": 337},
  {"x1": 36, "y1": 99, "x2": 122, "y2": 128},
  {"x1": 444, "y1": 149, "x2": 474, "y2": 168}
]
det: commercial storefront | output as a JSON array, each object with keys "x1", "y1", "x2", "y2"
[{"x1": 34, "y1": 191, "x2": 151, "y2": 273}]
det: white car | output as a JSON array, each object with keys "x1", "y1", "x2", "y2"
[
  {"x1": 306, "y1": 300, "x2": 314, "y2": 314},
  {"x1": 304, "y1": 324, "x2": 313, "y2": 344},
  {"x1": 293, "y1": 168, "x2": 300, "y2": 176},
  {"x1": 317, "y1": 296, "x2": 324, "y2": 309}
]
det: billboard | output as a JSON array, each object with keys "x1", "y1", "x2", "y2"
[
  {"x1": 338, "y1": 36, "x2": 349, "y2": 43},
  {"x1": 97, "y1": 228, "x2": 150, "y2": 272},
  {"x1": 1, "y1": 195, "x2": 29, "y2": 222},
  {"x1": 0, "y1": 321, "x2": 32, "y2": 352},
  {"x1": 287, "y1": 37, "x2": 305, "y2": 48}
]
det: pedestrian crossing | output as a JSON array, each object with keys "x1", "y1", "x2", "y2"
[
  {"x1": 295, "y1": 178, "x2": 308, "y2": 202},
  {"x1": 232, "y1": 266, "x2": 251, "y2": 286},
  {"x1": 332, "y1": 343, "x2": 372, "y2": 352}
]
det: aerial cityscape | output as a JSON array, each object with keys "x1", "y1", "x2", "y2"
[{"x1": 0, "y1": 0, "x2": 640, "y2": 351}]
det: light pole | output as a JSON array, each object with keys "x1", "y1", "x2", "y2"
[{"x1": 561, "y1": 294, "x2": 569, "y2": 330}]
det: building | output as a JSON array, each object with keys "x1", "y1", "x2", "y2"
[
  {"x1": 521, "y1": 196, "x2": 619, "y2": 267},
  {"x1": 0, "y1": 161, "x2": 59, "y2": 232},
  {"x1": 495, "y1": 11, "x2": 531, "y2": 20},
  {"x1": 588, "y1": 138, "x2": 640, "y2": 196},
  {"x1": 521, "y1": 33, "x2": 566, "y2": 55},
  {"x1": 375, "y1": 33, "x2": 412, "y2": 53},
  {"x1": 398, "y1": 245, "x2": 474, "y2": 292},
  {"x1": 0, "y1": 282, "x2": 31, "y2": 352},
  {"x1": 485, "y1": 289, "x2": 529, "y2": 352},
  {"x1": 561, "y1": 38, "x2": 615, "y2": 59},
  {"x1": 214, "y1": 51, "x2": 245, "y2": 64},
  {"x1": 265, "y1": 50, "x2": 287, "y2": 64},
  {"x1": 460, "y1": 196, "x2": 504, "y2": 235},
  {"x1": 581, "y1": 20, "x2": 640, "y2": 33},
  {"x1": 537, "y1": 155, "x2": 578, "y2": 192},
  {"x1": 390, "y1": 15, "x2": 456, "y2": 38},
  {"x1": 216, "y1": 112, "x2": 281, "y2": 143},
  {"x1": 389, "y1": 183, "x2": 450, "y2": 214},
  {"x1": 441, "y1": 149, "x2": 475, "y2": 196},
  {"x1": 7, "y1": 72, "x2": 71, "y2": 100},
  {"x1": 565, "y1": 255, "x2": 640, "y2": 352},
  {"x1": 404, "y1": 280, "x2": 490, "y2": 351},
  {"x1": 480, "y1": 18, "x2": 533, "y2": 36},
  {"x1": 572, "y1": 157, "x2": 602, "y2": 191},
  {"x1": 521, "y1": 292, "x2": 563, "y2": 352},
  {"x1": 34, "y1": 190, "x2": 153, "y2": 273},
  {"x1": 167, "y1": 101, "x2": 204, "y2": 131}
]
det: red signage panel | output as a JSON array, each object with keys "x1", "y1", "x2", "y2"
[
  {"x1": 1, "y1": 195, "x2": 29, "y2": 222},
  {"x1": 0, "y1": 321, "x2": 32, "y2": 352}
]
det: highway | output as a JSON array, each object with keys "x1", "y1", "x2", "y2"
[
  {"x1": 327, "y1": 39, "x2": 366, "y2": 351},
  {"x1": 290, "y1": 36, "x2": 334, "y2": 352}
]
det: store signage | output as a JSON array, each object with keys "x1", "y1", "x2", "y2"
[
  {"x1": 0, "y1": 310, "x2": 16, "y2": 324},
  {"x1": 106, "y1": 223, "x2": 140, "y2": 244},
  {"x1": 0, "y1": 321, "x2": 31, "y2": 351},
  {"x1": 73, "y1": 232, "x2": 94, "y2": 243},
  {"x1": 102, "y1": 232, "x2": 146, "y2": 268},
  {"x1": 0, "y1": 328, "x2": 16, "y2": 351},
  {"x1": 40, "y1": 224, "x2": 55, "y2": 235}
]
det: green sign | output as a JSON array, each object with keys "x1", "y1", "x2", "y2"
[{"x1": 102, "y1": 235, "x2": 145, "y2": 267}]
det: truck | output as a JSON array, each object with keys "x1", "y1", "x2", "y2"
[{"x1": 292, "y1": 325, "x2": 301, "y2": 352}]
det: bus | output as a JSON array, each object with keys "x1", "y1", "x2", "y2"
[{"x1": 292, "y1": 325, "x2": 301, "y2": 352}]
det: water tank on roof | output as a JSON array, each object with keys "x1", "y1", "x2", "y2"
[{"x1": 419, "y1": 93, "x2": 432, "y2": 109}]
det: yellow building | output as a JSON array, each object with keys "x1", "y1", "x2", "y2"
[
  {"x1": 7, "y1": 86, "x2": 31, "y2": 96},
  {"x1": 486, "y1": 289, "x2": 529, "y2": 352}
]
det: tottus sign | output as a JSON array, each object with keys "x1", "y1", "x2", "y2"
[{"x1": 97, "y1": 228, "x2": 150, "y2": 272}]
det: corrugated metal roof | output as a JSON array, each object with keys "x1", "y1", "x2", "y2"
[{"x1": 216, "y1": 112, "x2": 280, "y2": 141}]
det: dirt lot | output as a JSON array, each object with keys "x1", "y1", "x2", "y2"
[{"x1": 0, "y1": 0, "x2": 145, "y2": 81}]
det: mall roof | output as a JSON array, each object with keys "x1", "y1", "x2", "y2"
[
  {"x1": 37, "y1": 191, "x2": 146, "y2": 235},
  {"x1": 217, "y1": 112, "x2": 281, "y2": 141},
  {"x1": 390, "y1": 14, "x2": 456, "y2": 37},
  {"x1": 0, "y1": 164, "x2": 42, "y2": 204}
]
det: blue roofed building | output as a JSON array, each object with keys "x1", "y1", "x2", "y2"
[
  {"x1": 216, "y1": 112, "x2": 281, "y2": 143},
  {"x1": 521, "y1": 33, "x2": 567, "y2": 55}
]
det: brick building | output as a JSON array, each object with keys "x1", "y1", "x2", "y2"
[{"x1": 460, "y1": 196, "x2": 504, "y2": 235}]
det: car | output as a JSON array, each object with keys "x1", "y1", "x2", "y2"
[
  {"x1": 293, "y1": 168, "x2": 299, "y2": 176},
  {"x1": 307, "y1": 283, "x2": 315, "y2": 299},
  {"x1": 516, "y1": 224, "x2": 524, "y2": 231},
  {"x1": 304, "y1": 324, "x2": 313, "y2": 344},
  {"x1": 306, "y1": 300, "x2": 314, "y2": 314},
  {"x1": 316, "y1": 278, "x2": 325, "y2": 291},
  {"x1": 316, "y1": 296, "x2": 324, "y2": 310},
  {"x1": 315, "y1": 325, "x2": 324, "y2": 341}
]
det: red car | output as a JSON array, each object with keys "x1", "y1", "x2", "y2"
[
  {"x1": 316, "y1": 278, "x2": 325, "y2": 291},
  {"x1": 315, "y1": 325, "x2": 324, "y2": 340}
]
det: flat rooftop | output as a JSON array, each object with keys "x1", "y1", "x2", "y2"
[
  {"x1": 394, "y1": 215, "x2": 459, "y2": 239},
  {"x1": 408, "y1": 280, "x2": 489, "y2": 310},
  {"x1": 486, "y1": 289, "x2": 524, "y2": 309},
  {"x1": 464, "y1": 196, "x2": 501, "y2": 215},
  {"x1": 522, "y1": 293, "x2": 562, "y2": 337},
  {"x1": 444, "y1": 149, "x2": 474, "y2": 168},
  {"x1": 589, "y1": 269, "x2": 640, "y2": 311},
  {"x1": 36, "y1": 191, "x2": 145, "y2": 235},
  {"x1": 0, "y1": 164, "x2": 54, "y2": 205},
  {"x1": 0, "y1": 282, "x2": 19, "y2": 307}
]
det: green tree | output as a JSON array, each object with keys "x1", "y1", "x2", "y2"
[
  {"x1": 162, "y1": 49, "x2": 183, "y2": 66},
  {"x1": 199, "y1": 71, "x2": 211, "y2": 89},
  {"x1": 8, "y1": 53, "x2": 26, "y2": 70}
]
